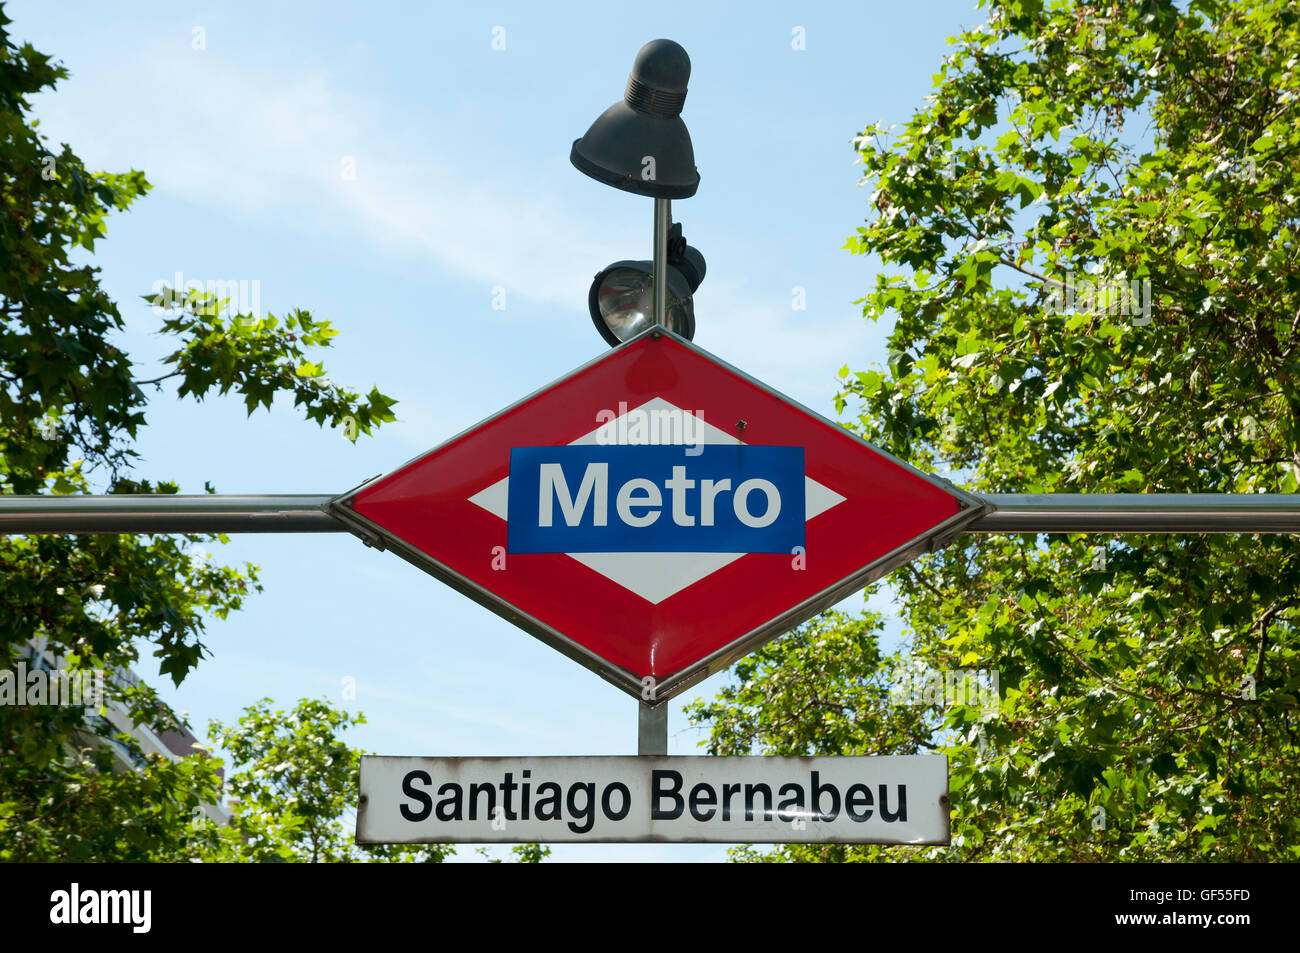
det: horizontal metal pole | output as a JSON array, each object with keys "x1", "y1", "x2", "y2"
[
  {"x1": 0, "y1": 495, "x2": 342, "y2": 534},
  {"x1": 970, "y1": 494, "x2": 1300, "y2": 533},
  {"x1": 2, "y1": 493, "x2": 1299, "y2": 536}
]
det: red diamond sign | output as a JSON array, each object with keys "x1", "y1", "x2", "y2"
[{"x1": 329, "y1": 329, "x2": 984, "y2": 701}]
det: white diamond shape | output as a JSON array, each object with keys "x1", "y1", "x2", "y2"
[{"x1": 468, "y1": 397, "x2": 846, "y2": 604}]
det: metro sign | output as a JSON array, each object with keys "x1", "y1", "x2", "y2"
[{"x1": 329, "y1": 328, "x2": 985, "y2": 702}]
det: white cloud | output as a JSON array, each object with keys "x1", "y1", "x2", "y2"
[
  {"x1": 33, "y1": 38, "x2": 639, "y2": 308},
  {"x1": 31, "y1": 24, "x2": 874, "y2": 420}
]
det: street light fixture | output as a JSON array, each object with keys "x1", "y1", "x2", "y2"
[
  {"x1": 571, "y1": 39, "x2": 705, "y2": 347},
  {"x1": 587, "y1": 222, "x2": 706, "y2": 346}
]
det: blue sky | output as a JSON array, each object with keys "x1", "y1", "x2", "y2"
[{"x1": 10, "y1": 0, "x2": 989, "y2": 861}]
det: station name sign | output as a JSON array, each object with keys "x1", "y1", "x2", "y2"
[{"x1": 357, "y1": 755, "x2": 949, "y2": 844}]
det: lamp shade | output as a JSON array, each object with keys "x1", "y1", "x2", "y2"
[{"x1": 571, "y1": 39, "x2": 699, "y2": 199}]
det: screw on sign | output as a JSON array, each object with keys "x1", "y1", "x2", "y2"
[{"x1": 328, "y1": 328, "x2": 984, "y2": 702}]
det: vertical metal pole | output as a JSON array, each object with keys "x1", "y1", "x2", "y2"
[
  {"x1": 638, "y1": 702, "x2": 667, "y2": 756},
  {"x1": 652, "y1": 197, "x2": 671, "y2": 328}
]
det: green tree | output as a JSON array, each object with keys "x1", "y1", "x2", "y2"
[
  {"x1": 0, "y1": 676, "x2": 228, "y2": 861},
  {"x1": 691, "y1": 0, "x2": 1300, "y2": 861},
  {"x1": 506, "y1": 843, "x2": 552, "y2": 862},
  {"x1": 204, "y1": 698, "x2": 451, "y2": 863},
  {"x1": 204, "y1": 698, "x2": 550, "y2": 863},
  {"x1": 0, "y1": 3, "x2": 395, "y2": 860}
]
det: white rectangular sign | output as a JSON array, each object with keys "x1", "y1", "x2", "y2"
[{"x1": 357, "y1": 755, "x2": 948, "y2": 844}]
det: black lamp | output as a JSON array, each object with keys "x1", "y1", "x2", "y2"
[
  {"x1": 571, "y1": 39, "x2": 699, "y2": 198},
  {"x1": 572, "y1": 39, "x2": 705, "y2": 347},
  {"x1": 588, "y1": 224, "x2": 705, "y2": 346}
]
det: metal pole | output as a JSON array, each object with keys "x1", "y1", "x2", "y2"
[
  {"x1": 969, "y1": 494, "x2": 1300, "y2": 534},
  {"x1": 652, "y1": 197, "x2": 671, "y2": 328},
  {"x1": 0, "y1": 494, "x2": 340, "y2": 534},
  {"x1": 4, "y1": 493, "x2": 1300, "y2": 535},
  {"x1": 638, "y1": 702, "x2": 667, "y2": 756}
]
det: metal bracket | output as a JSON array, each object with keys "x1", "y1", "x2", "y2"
[{"x1": 638, "y1": 702, "x2": 667, "y2": 756}]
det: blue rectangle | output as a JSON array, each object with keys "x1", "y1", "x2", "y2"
[{"x1": 507, "y1": 445, "x2": 805, "y2": 554}]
